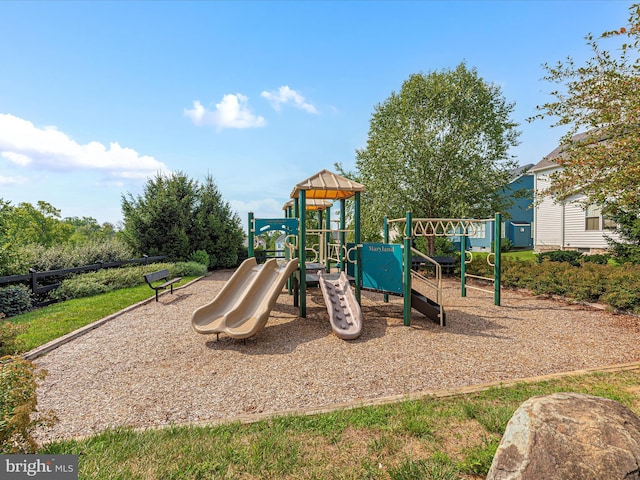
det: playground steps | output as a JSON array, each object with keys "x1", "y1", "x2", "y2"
[{"x1": 410, "y1": 289, "x2": 446, "y2": 327}]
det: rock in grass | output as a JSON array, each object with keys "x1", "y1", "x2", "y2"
[{"x1": 486, "y1": 392, "x2": 640, "y2": 480}]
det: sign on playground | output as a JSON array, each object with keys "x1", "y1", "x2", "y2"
[{"x1": 349, "y1": 243, "x2": 403, "y2": 294}]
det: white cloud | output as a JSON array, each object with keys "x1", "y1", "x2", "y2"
[
  {"x1": 0, "y1": 174, "x2": 27, "y2": 185},
  {"x1": 0, "y1": 113, "x2": 169, "y2": 179},
  {"x1": 230, "y1": 198, "x2": 284, "y2": 222},
  {"x1": 184, "y1": 94, "x2": 266, "y2": 132},
  {"x1": 2, "y1": 152, "x2": 31, "y2": 166},
  {"x1": 260, "y1": 86, "x2": 318, "y2": 114}
]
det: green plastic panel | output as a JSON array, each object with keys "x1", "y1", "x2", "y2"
[
  {"x1": 349, "y1": 242, "x2": 403, "y2": 294},
  {"x1": 254, "y1": 218, "x2": 298, "y2": 235}
]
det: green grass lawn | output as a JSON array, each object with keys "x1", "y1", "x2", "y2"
[
  {"x1": 6, "y1": 264, "x2": 639, "y2": 479},
  {"x1": 503, "y1": 250, "x2": 536, "y2": 261},
  {"x1": 9, "y1": 277, "x2": 196, "y2": 353},
  {"x1": 468, "y1": 249, "x2": 536, "y2": 263},
  {"x1": 38, "y1": 368, "x2": 640, "y2": 479}
]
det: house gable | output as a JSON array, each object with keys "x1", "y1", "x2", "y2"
[{"x1": 530, "y1": 135, "x2": 619, "y2": 253}]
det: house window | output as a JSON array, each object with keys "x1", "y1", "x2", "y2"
[
  {"x1": 470, "y1": 223, "x2": 486, "y2": 239},
  {"x1": 585, "y1": 205, "x2": 615, "y2": 231}
]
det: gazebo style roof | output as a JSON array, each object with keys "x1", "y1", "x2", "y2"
[
  {"x1": 290, "y1": 169, "x2": 365, "y2": 200},
  {"x1": 282, "y1": 198, "x2": 334, "y2": 211}
]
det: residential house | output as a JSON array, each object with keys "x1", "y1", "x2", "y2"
[
  {"x1": 465, "y1": 163, "x2": 535, "y2": 251},
  {"x1": 529, "y1": 134, "x2": 618, "y2": 253}
]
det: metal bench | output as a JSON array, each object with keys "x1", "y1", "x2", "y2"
[
  {"x1": 412, "y1": 256, "x2": 457, "y2": 275},
  {"x1": 143, "y1": 269, "x2": 182, "y2": 302}
]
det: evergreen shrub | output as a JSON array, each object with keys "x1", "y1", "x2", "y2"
[
  {"x1": 189, "y1": 250, "x2": 210, "y2": 269},
  {"x1": 582, "y1": 253, "x2": 610, "y2": 265},
  {"x1": 0, "y1": 285, "x2": 32, "y2": 318},
  {"x1": 601, "y1": 266, "x2": 640, "y2": 313},
  {"x1": 171, "y1": 261, "x2": 207, "y2": 277},
  {"x1": 536, "y1": 250, "x2": 583, "y2": 266}
]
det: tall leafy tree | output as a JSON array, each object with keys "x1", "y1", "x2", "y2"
[
  {"x1": 64, "y1": 216, "x2": 117, "y2": 244},
  {"x1": 192, "y1": 174, "x2": 244, "y2": 268},
  {"x1": 0, "y1": 199, "x2": 12, "y2": 273},
  {"x1": 121, "y1": 171, "x2": 198, "y2": 260},
  {"x1": 346, "y1": 63, "x2": 520, "y2": 241},
  {"x1": 531, "y1": 3, "x2": 640, "y2": 213},
  {"x1": 121, "y1": 171, "x2": 244, "y2": 266},
  {"x1": 3, "y1": 201, "x2": 73, "y2": 247}
]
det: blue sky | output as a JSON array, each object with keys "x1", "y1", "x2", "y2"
[{"x1": 0, "y1": 0, "x2": 632, "y2": 226}]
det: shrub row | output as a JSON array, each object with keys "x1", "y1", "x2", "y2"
[
  {"x1": 536, "y1": 249, "x2": 610, "y2": 266},
  {"x1": 466, "y1": 256, "x2": 640, "y2": 313},
  {"x1": 0, "y1": 261, "x2": 207, "y2": 317},
  {"x1": 51, "y1": 261, "x2": 207, "y2": 301},
  {"x1": 2, "y1": 238, "x2": 135, "y2": 276}
]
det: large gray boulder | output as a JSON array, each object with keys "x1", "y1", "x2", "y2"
[{"x1": 486, "y1": 392, "x2": 640, "y2": 480}]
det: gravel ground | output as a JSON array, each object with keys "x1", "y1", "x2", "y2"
[{"x1": 33, "y1": 270, "x2": 640, "y2": 443}]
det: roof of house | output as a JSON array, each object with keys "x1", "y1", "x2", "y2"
[
  {"x1": 529, "y1": 131, "x2": 606, "y2": 173},
  {"x1": 510, "y1": 163, "x2": 534, "y2": 181}
]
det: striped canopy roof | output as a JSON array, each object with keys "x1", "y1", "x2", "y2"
[
  {"x1": 290, "y1": 169, "x2": 366, "y2": 200},
  {"x1": 282, "y1": 198, "x2": 334, "y2": 211}
]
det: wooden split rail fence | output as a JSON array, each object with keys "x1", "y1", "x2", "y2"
[{"x1": 0, "y1": 255, "x2": 167, "y2": 306}]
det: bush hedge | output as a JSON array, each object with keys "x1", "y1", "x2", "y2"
[
  {"x1": 2, "y1": 238, "x2": 134, "y2": 276},
  {"x1": 0, "y1": 356, "x2": 56, "y2": 453},
  {"x1": 464, "y1": 254, "x2": 640, "y2": 314},
  {"x1": 51, "y1": 262, "x2": 206, "y2": 301},
  {"x1": 188, "y1": 250, "x2": 210, "y2": 270},
  {"x1": 0, "y1": 322, "x2": 26, "y2": 356},
  {"x1": 0, "y1": 285, "x2": 33, "y2": 318}
]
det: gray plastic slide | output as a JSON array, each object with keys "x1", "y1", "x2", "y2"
[
  {"x1": 191, "y1": 257, "x2": 299, "y2": 340},
  {"x1": 317, "y1": 270, "x2": 363, "y2": 340}
]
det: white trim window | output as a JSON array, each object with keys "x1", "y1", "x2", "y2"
[
  {"x1": 470, "y1": 223, "x2": 486, "y2": 239},
  {"x1": 585, "y1": 205, "x2": 616, "y2": 231}
]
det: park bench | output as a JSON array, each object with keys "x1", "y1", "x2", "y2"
[
  {"x1": 412, "y1": 256, "x2": 457, "y2": 275},
  {"x1": 144, "y1": 269, "x2": 182, "y2": 302},
  {"x1": 432, "y1": 256, "x2": 457, "y2": 274}
]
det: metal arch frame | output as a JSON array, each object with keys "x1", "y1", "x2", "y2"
[{"x1": 386, "y1": 213, "x2": 503, "y2": 319}]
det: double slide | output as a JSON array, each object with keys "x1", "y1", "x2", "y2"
[
  {"x1": 191, "y1": 257, "x2": 363, "y2": 341},
  {"x1": 191, "y1": 257, "x2": 299, "y2": 340}
]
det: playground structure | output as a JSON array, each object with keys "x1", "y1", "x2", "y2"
[{"x1": 191, "y1": 169, "x2": 503, "y2": 341}]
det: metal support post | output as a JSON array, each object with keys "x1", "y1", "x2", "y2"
[
  {"x1": 494, "y1": 212, "x2": 502, "y2": 306},
  {"x1": 248, "y1": 212, "x2": 254, "y2": 258},
  {"x1": 299, "y1": 191, "x2": 307, "y2": 317},
  {"x1": 460, "y1": 229, "x2": 467, "y2": 297},
  {"x1": 403, "y1": 211, "x2": 412, "y2": 326}
]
